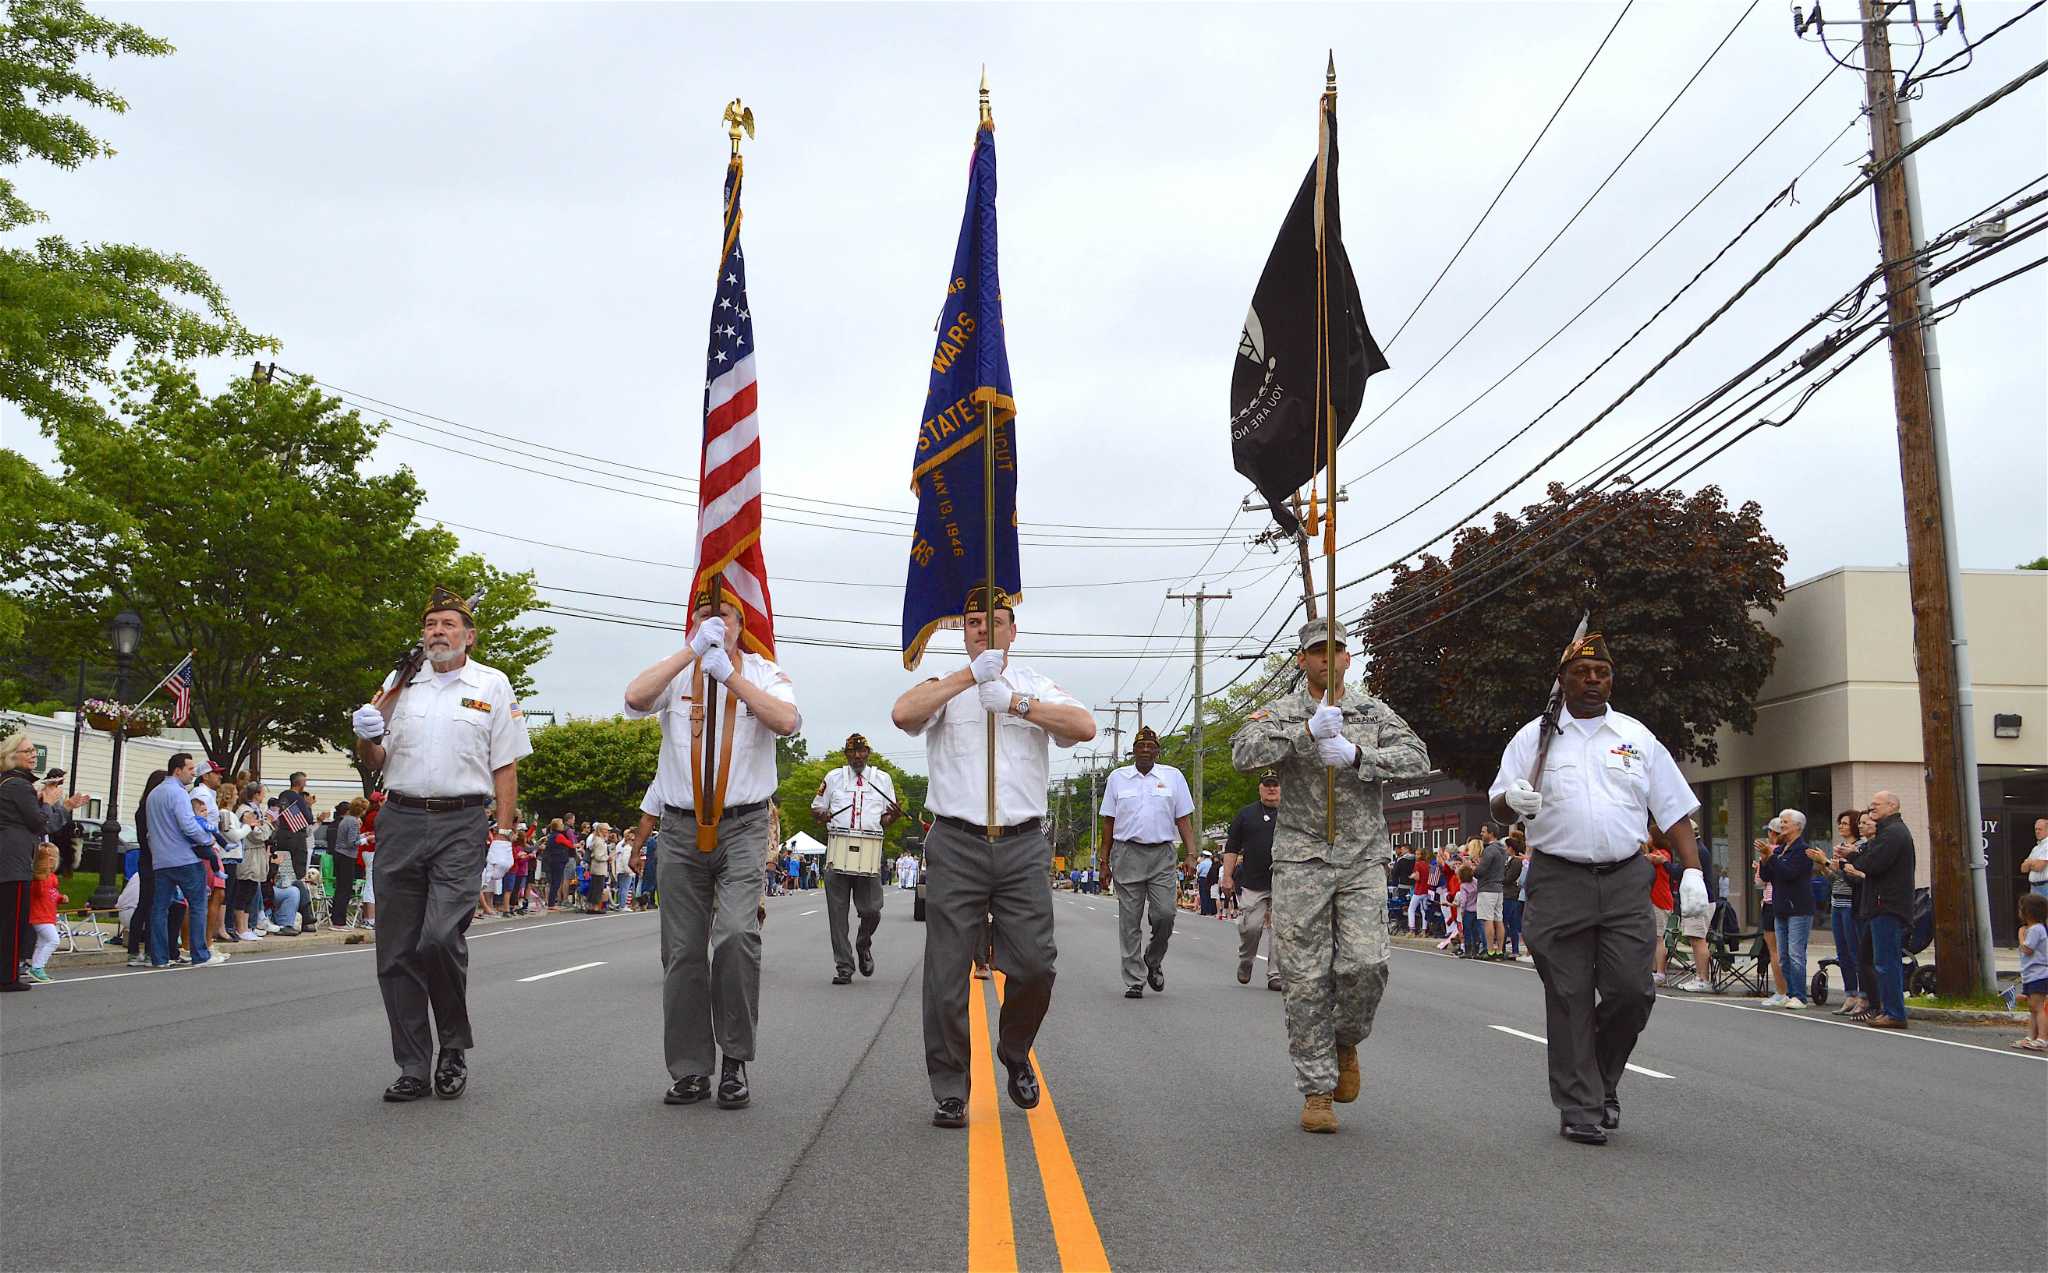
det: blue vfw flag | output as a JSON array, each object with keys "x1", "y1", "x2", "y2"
[{"x1": 901, "y1": 113, "x2": 1019, "y2": 669}]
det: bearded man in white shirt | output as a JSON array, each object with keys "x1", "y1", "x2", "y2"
[
  {"x1": 890, "y1": 583, "x2": 1095, "y2": 1131},
  {"x1": 1490, "y1": 631, "x2": 1708, "y2": 1146}
]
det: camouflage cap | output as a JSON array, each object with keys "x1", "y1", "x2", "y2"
[{"x1": 1296, "y1": 617, "x2": 1348, "y2": 652}]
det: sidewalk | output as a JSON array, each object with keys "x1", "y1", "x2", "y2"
[{"x1": 45, "y1": 906, "x2": 595, "y2": 971}]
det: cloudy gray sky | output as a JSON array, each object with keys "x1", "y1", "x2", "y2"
[{"x1": 7, "y1": 1, "x2": 2044, "y2": 779}]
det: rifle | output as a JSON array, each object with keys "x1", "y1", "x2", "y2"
[{"x1": 1526, "y1": 612, "x2": 1590, "y2": 796}]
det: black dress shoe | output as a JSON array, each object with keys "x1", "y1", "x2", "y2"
[
  {"x1": 932, "y1": 1097, "x2": 967, "y2": 1128},
  {"x1": 1559, "y1": 1114, "x2": 1608, "y2": 1145},
  {"x1": 1600, "y1": 1100, "x2": 1620, "y2": 1131},
  {"x1": 716, "y1": 1057, "x2": 749, "y2": 1109},
  {"x1": 433, "y1": 1048, "x2": 467, "y2": 1099},
  {"x1": 831, "y1": 971, "x2": 852, "y2": 985},
  {"x1": 664, "y1": 1075, "x2": 711, "y2": 1105},
  {"x1": 858, "y1": 947, "x2": 875, "y2": 977},
  {"x1": 1005, "y1": 1059, "x2": 1040, "y2": 1110},
  {"x1": 1124, "y1": 985, "x2": 1144, "y2": 999},
  {"x1": 1147, "y1": 966, "x2": 1165, "y2": 992},
  {"x1": 383, "y1": 1075, "x2": 430, "y2": 1103}
]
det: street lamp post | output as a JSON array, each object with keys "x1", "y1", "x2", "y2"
[{"x1": 88, "y1": 611, "x2": 143, "y2": 913}]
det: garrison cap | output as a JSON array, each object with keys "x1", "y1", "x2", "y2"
[
  {"x1": 1559, "y1": 630, "x2": 1612, "y2": 670},
  {"x1": 1296, "y1": 617, "x2": 1347, "y2": 652},
  {"x1": 1258, "y1": 770, "x2": 1281, "y2": 786},
  {"x1": 1133, "y1": 725, "x2": 1159, "y2": 746},
  {"x1": 845, "y1": 732, "x2": 869, "y2": 751},
  {"x1": 963, "y1": 580, "x2": 1015, "y2": 614},
  {"x1": 423, "y1": 585, "x2": 474, "y2": 624}
]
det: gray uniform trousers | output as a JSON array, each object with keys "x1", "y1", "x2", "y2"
[
  {"x1": 1522, "y1": 852, "x2": 1658, "y2": 1123},
  {"x1": 824, "y1": 865, "x2": 884, "y2": 976},
  {"x1": 372, "y1": 803, "x2": 488, "y2": 1079},
  {"x1": 658, "y1": 803, "x2": 768, "y2": 1079},
  {"x1": 921, "y1": 819, "x2": 1056, "y2": 1102},
  {"x1": 1112, "y1": 839, "x2": 1178, "y2": 988}
]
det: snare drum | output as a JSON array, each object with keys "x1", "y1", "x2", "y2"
[{"x1": 826, "y1": 833, "x2": 884, "y2": 877}]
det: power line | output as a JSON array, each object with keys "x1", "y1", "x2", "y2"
[
  {"x1": 1382, "y1": 0, "x2": 1635, "y2": 348},
  {"x1": 1340, "y1": 0, "x2": 1761, "y2": 453}
]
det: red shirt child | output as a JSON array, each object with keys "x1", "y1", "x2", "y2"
[
  {"x1": 28, "y1": 872, "x2": 60, "y2": 926},
  {"x1": 1648, "y1": 847, "x2": 1675, "y2": 911}
]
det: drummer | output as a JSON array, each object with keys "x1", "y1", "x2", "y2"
[{"x1": 811, "y1": 733, "x2": 900, "y2": 985}]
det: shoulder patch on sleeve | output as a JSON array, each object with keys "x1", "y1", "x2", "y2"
[{"x1": 1248, "y1": 709, "x2": 1272, "y2": 722}]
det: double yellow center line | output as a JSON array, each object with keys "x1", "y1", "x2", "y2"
[{"x1": 966, "y1": 972, "x2": 1111, "y2": 1273}]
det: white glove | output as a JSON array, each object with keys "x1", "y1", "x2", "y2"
[
  {"x1": 489, "y1": 837, "x2": 513, "y2": 865},
  {"x1": 700, "y1": 646, "x2": 734, "y2": 683},
  {"x1": 1316, "y1": 734, "x2": 1359, "y2": 768},
  {"x1": 1307, "y1": 704, "x2": 1346, "y2": 740},
  {"x1": 1678, "y1": 867, "x2": 1710, "y2": 917},
  {"x1": 977, "y1": 679, "x2": 1013, "y2": 714},
  {"x1": 970, "y1": 649, "x2": 1005, "y2": 684},
  {"x1": 690, "y1": 617, "x2": 727, "y2": 658},
  {"x1": 352, "y1": 703, "x2": 386, "y2": 741},
  {"x1": 1504, "y1": 778, "x2": 1543, "y2": 819}
]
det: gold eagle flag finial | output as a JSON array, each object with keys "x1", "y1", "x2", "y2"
[{"x1": 723, "y1": 98, "x2": 755, "y2": 155}]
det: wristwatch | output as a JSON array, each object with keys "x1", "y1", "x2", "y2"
[{"x1": 1012, "y1": 695, "x2": 1034, "y2": 718}]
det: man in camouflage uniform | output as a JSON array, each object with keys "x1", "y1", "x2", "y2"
[{"x1": 1230, "y1": 618, "x2": 1430, "y2": 1133}]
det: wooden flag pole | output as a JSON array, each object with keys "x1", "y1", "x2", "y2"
[
  {"x1": 980, "y1": 70, "x2": 999, "y2": 839},
  {"x1": 1317, "y1": 52, "x2": 1338, "y2": 845}
]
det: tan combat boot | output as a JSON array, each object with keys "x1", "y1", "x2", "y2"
[
  {"x1": 1334, "y1": 1044, "x2": 1360, "y2": 1103},
  {"x1": 1300, "y1": 1092, "x2": 1338, "y2": 1133}
]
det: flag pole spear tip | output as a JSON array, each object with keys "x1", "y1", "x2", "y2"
[
  {"x1": 979, "y1": 66, "x2": 992, "y2": 125},
  {"x1": 1326, "y1": 50, "x2": 1337, "y2": 91}
]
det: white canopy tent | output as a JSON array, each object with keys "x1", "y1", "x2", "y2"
[{"x1": 782, "y1": 831, "x2": 827, "y2": 857}]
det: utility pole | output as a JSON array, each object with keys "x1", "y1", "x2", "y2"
[
  {"x1": 1245, "y1": 488, "x2": 1347, "y2": 622},
  {"x1": 1168, "y1": 586, "x2": 1232, "y2": 846},
  {"x1": 1093, "y1": 705, "x2": 1127, "y2": 766},
  {"x1": 1113, "y1": 695, "x2": 1169, "y2": 737},
  {"x1": 1827, "y1": 0, "x2": 1993, "y2": 994}
]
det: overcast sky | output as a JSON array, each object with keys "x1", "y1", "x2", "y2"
[{"x1": 6, "y1": 1, "x2": 2043, "y2": 779}]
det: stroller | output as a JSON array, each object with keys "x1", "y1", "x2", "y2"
[{"x1": 1811, "y1": 887, "x2": 1937, "y2": 1005}]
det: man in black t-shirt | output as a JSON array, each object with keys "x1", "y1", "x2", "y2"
[{"x1": 1220, "y1": 772, "x2": 1283, "y2": 991}]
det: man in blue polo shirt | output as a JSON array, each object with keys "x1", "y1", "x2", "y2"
[{"x1": 145, "y1": 752, "x2": 230, "y2": 968}]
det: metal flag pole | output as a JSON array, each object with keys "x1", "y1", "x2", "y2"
[
  {"x1": 980, "y1": 68, "x2": 999, "y2": 839},
  {"x1": 1317, "y1": 52, "x2": 1338, "y2": 845}
]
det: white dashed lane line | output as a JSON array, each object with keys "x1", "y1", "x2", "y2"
[
  {"x1": 1488, "y1": 1024, "x2": 1674, "y2": 1078},
  {"x1": 517, "y1": 961, "x2": 607, "y2": 983}
]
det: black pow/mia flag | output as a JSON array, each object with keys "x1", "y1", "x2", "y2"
[{"x1": 1229, "y1": 95, "x2": 1387, "y2": 537}]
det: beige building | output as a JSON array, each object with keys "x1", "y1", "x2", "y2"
[
  {"x1": 13, "y1": 711, "x2": 366, "y2": 840},
  {"x1": 1680, "y1": 567, "x2": 2047, "y2": 936}
]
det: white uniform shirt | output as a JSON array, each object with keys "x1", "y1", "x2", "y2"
[
  {"x1": 903, "y1": 663, "x2": 1083, "y2": 824},
  {"x1": 626, "y1": 652, "x2": 798, "y2": 811},
  {"x1": 1098, "y1": 762, "x2": 1194, "y2": 844},
  {"x1": 1489, "y1": 705, "x2": 1697, "y2": 865},
  {"x1": 2029, "y1": 834, "x2": 2048, "y2": 884},
  {"x1": 812, "y1": 765, "x2": 897, "y2": 835},
  {"x1": 379, "y1": 658, "x2": 533, "y2": 798}
]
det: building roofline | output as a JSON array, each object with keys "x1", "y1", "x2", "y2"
[{"x1": 1784, "y1": 564, "x2": 2043, "y2": 591}]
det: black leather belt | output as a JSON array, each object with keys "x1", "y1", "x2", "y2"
[
  {"x1": 936, "y1": 814, "x2": 1042, "y2": 840},
  {"x1": 1534, "y1": 849, "x2": 1643, "y2": 876},
  {"x1": 386, "y1": 792, "x2": 488, "y2": 813},
  {"x1": 664, "y1": 800, "x2": 768, "y2": 822},
  {"x1": 1117, "y1": 839, "x2": 1174, "y2": 849}
]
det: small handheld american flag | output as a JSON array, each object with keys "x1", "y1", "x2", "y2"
[
  {"x1": 164, "y1": 655, "x2": 194, "y2": 727},
  {"x1": 279, "y1": 801, "x2": 308, "y2": 834}
]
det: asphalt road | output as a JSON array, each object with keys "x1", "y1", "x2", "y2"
[{"x1": 3, "y1": 885, "x2": 2042, "y2": 1272}]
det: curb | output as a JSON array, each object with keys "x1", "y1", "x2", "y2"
[{"x1": 46, "y1": 909, "x2": 570, "y2": 970}]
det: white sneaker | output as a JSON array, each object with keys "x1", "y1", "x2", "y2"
[
  {"x1": 1761, "y1": 993, "x2": 1787, "y2": 1007},
  {"x1": 198, "y1": 950, "x2": 230, "y2": 966},
  {"x1": 1679, "y1": 978, "x2": 1713, "y2": 993},
  {"x1": 261, "y1": 917, "x2": 281, "y2": 933},
  {"x1": 1652, "y1": 972, "x2": 1667, "y2": 985},
  {"x1": 1783, "y1": 998, "x2": 1807, "y2": 1010},
  {"x1": 239, "y1": 930, "x2": 263, "y2": 941},
  {"x1": 126, "y1": 954, "x2": 149, "y2": 968}
]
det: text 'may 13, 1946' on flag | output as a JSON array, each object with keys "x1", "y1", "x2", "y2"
[
  {"x1": 1229, "y1": 89, "x2": 1388, "y2": 538},
  {"x1": 693, "y1": 149, "x2": 776, "y2": 659},
  {"x1": 901, "y1": 115, "x2": 1019, "y2": 669}
]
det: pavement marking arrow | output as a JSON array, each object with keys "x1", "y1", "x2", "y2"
[
  {"x1": 1488, "y1": 1024, "x2": 1673, "y2": 1078},
  {"x1": 516, "y1": 961, "x2": 606, "y2": 983}
]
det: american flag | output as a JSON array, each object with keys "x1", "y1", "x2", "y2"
[
  {"x1": 164, "y1": 654, "x2": 194, "y2": 726},
  {"x1": 691, "y1": 150, "x2": 776, "y2": 658},
  {"x1": 278, "y1": 800, "x2": 307, "y2": 834}
]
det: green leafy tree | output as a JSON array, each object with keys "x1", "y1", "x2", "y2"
[
  {"x1": 2019, "y1": 555, "x2": 2047, "y2": 570},
  {"x1": 1360, "y1": 483, "x2": 1784, "y2": 790},
  {"x1": 3, "y1": 362, "x2": 552, "y2": 774},
  {"x1": 0, "y1": 0, "x2": 271, "y2": 427},
  {"x1": 518, "y1": 717, "x2": 662, "y2": 829}
]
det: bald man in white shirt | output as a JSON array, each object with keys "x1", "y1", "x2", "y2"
[{"x1": 891, "y1": 584, "x2": 1095, "y2": 1130}]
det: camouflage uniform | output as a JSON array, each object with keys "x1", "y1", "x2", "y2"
[{"x1": 1230, "y1": 680, "x2": 1429, "y2": 1095}]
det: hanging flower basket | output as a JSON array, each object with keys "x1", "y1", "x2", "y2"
[{"x1": 83, "y1": 700, "x2": 168, "y2": 738}]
